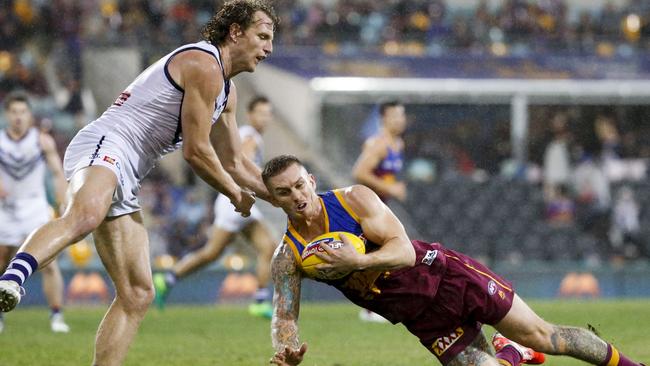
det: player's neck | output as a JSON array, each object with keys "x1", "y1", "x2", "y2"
[
  {"x1": 7, "y1": 128, "x2": 29, "y2": 141},
  {"x1": 379, "y1": 128, "x2": 398, "y2": 143},
  {"x1": 216, "y1": 44, "x2": 233, "y2": 78},
  {"x1": 290, "y1": 205, "x2": 326, "y2": 240}
]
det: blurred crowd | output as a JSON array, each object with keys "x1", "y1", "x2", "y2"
[
  {"x1": 3, "y1": 0, "x2": 650, "y2": 102},
  {"x1": 275, "y1": 0, "x2": 650, "y2": 57},
  {"x1": 397, "y1": 104, "x2": 650, "y2": 263},
  {"x1": 533, "y1": 107, "x2": 650, "y2": 261}
]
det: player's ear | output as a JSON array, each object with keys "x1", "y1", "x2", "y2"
[
  {"x1": 308, "y1": 173, "x2": 317, "y2": 190},
  {"x1": 229, "y1": 23, "x2": 243, "y2": 43}
]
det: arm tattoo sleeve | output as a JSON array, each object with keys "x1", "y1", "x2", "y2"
[{"x1": 271, "y1": 242, "x2": 303, "y2": 352}]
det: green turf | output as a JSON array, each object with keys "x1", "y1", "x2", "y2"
[{"x1": 0, "y1": 300, "x2": 648, "y2": 365}]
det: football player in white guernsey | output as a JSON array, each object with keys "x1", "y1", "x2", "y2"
[
  {"x1": 154, "y1": 96, "x2": 278, "y2": 318},
  {"x1": 0, "y1": 1, "x2": 277, "y2": 365},
  {"x1": 0, "y1": 92, "x2": 70, "y2": 334}
]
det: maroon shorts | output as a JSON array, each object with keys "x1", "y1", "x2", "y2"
[{"x1": 402, "y1": 247, "x2": 515, "y2": 365}]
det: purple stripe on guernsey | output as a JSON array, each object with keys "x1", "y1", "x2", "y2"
[
  {"x1": 88, "y1": 135, "x2": 106, "y2": 166},
  {"x1": 0, "y1": 153, "x2": 44, "y2": 180}
]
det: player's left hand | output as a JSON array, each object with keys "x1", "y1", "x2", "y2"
[
  {"x1": 314, "y1": 235, "x2": 363, "y2": 273},
  {"x1": 270, "y1": 343, "x2": 308, "y2": 366}
]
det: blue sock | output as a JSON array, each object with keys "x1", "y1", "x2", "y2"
[
  {"x1": 253, "y1": 287, "x2": 271, "y2": 303},
  {"x1": 0, "y1": 252, "x2": 39, "y2": 286},
  {"x1": 165, "y1": 271, "x2": 177, "y2": 287}
]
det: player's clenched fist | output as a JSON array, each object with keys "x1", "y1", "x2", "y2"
[{"x1": 231, "y1": 188, "x2": 256, "y2": 217}]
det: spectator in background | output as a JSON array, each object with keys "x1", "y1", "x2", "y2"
[
  {"x1": 545, "y1": 184, "x2": 575, "y2": 226},
  {"x1": 543, "y1": 112, "x2": 571, "y2": 200},
  {"x1": 609, "y1": 186, "x2": 643, "y2": 259},
  {"x1": 573, "y1": 149, "x2": 611, "y2": 243},
  {"x1": 595, "y1": 114, "x2": 621, "y2": 161}
]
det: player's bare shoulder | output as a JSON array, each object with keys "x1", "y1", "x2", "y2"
[
  {"x1": 340, "y1": 185, "x2": 384, "y2": 217},
  {"x1": 168, "y1": 50, "x2": 222, "y2": 92},
  {"x1": 363, "y1": 134, "x2": 389, "y2": 154}
]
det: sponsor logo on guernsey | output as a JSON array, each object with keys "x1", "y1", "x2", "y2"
[
  {"x1": 89, "y1": 153, "x2": 101, "y2": 160},
  {"x1": 103, "y1": 155, "x2": 116, "y2": 165},
  {"x1": 488, "y1": 280, "x2": 497, "y2": 295},
  {"x1": 422, "y1": 249, "x2": 438, "y2": 266},
  {"x1": 301, "y1": 238, "x2": 341, "y2": 260},
  {"x1": 431, "y1": 327, "x2": 465, "y2": 356}
]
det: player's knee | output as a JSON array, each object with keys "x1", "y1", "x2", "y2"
[
  {"x1": 118, "y1": 282, "x2": 155, "y2": 313},
  {"x1": 64, "y1": 210, "x2": 103, "y2": 238}
]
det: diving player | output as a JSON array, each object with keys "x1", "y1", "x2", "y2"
[{"x1": 263, "y1": 154, "x2": 641, "y2": 366}]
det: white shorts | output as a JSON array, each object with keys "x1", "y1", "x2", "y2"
[
  {"x1": 213, "y1": 194, "x2": 262, "y2": 232},
  {"x1": 0, "y1": 196, "x2": 51, "y2": 247},
  {"x1": 63, "y1": 130, "x2": 142, "y2": 217}
]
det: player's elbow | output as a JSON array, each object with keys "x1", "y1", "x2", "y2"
[
  {"x1": 182, "y1": 148, "x2": 202, "y2": 167},
  {"x1": 182, "y1": 143, "x2": 211, "y2": 166},
  {"x1": 222, "y1": 154, "x2": 243, "y2": 176},
  {"x1": 400, "y1": 244, "x2": 416, "y2": 267}
]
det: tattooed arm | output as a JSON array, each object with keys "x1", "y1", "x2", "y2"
[{"x1": 270, "y1": 241, "x2": 307, "y2": 366}]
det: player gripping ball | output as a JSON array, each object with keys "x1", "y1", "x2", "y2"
[{"x1": 301, "y1": 231, "x2": 365, "y2": 280}]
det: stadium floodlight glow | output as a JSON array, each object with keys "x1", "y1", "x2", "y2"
[
  {"x1": 625, "y1": 14, "x2": 641, "y2": 33},
  {"x1": 310, "y1": 77, "x2": 650, "y2": 104}
]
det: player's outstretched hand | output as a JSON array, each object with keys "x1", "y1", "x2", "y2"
[
  {"x1": 270, "y1": 343, "x2": 308, "y2": 366},
  {"x1": 231, "y1": 188, "x2": 256, "y2": 217}
]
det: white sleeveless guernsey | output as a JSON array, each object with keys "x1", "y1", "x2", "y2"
[
  {"x1": 0, "y1": 128, "x2": 51, "y2": 246},
  {"x1": 63, "y1": 41, "x2": 231, "y2": 217},
  {"x1": 213, "y1": 125, "x2": 264, "y2": 231},
  {"x1": 238, "y1": 125, "x2": 264, "y2": 166}
]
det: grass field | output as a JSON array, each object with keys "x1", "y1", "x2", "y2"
[{"x1": 1, "y1": 300, "x2": 648, "y2": 365}]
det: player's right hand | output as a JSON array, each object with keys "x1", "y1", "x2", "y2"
[
  {"x1": 231, "y1": 188, "x2": 255, "y2": 217},
  {"x1": 270, "y1": 343, "x2": 308, "y2": 366}
]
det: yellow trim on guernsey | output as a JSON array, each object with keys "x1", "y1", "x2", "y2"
[
  {"x1": 445, "y1": 254, "x2": 513, "y2": 292},
  {"x1": 318, "y1": 197, "x2": 330, "y2": 232},
  {"x1": 333, "y1": 189, "x2": 360, "y2": 223}
]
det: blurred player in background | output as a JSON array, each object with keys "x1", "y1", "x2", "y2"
[
  {"x1": 352, "y1": 100, "x2": 406, "y2": 322},
  {"x1": 263, "y1": 155, "x2": 642, "y2": 366},
  {"x1": 0, "y1": 92, "x2": 69, "y2": 333},
  {"x1": 154, "y1": 96, "x2": 277, "y2": 318},
  {"x1": 0, "y1": 1, "x2": 277, "y2": 365},
  {"x1": 353, "y1": 100, "x2": 407, "y2": 203}
]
